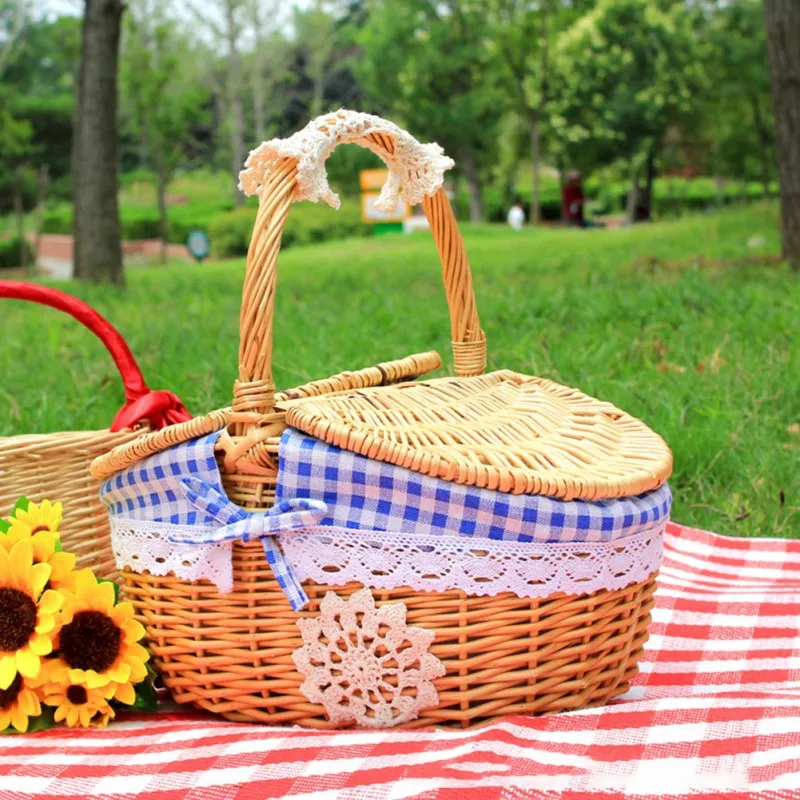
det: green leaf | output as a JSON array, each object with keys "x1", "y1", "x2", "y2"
[
  {"x1": 128, "y1": 678, "x2": 158, "y2": 712},
  {"x1": 11, "y1": 496, "x2": 29, "y2": 518},
  {"x1": 0, "y1": 520, "x2": 9, "y2": 535},
  {"x1": 1, "y1": 708, "x2": 55, "y2": 734}
]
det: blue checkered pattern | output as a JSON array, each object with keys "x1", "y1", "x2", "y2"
[
  {"x1": 99, "y1": 432, "x2": 314, "y2": 610},
  {"x1": 276, "y1": 429, "x2": 672, "y2": 543}
]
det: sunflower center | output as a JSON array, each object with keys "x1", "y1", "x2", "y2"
[
  {"x1": 60, "y1": 611, "x2": 122, "y2": 673},
  {"x1": 30, "y1": 525, "x2": 51, "y2": 535},
  {"x1": 66, "y1": 685, "x2": 89, "y2": 705},
  {"x1": 0, "y1": 673, "x2": 23, "y2": 710},
  {"x1": 0, "y1": 588, "x2": 37, "y2": 652}
]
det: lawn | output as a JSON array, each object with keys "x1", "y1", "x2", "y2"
[{"x1": 1, "y1": 203, "x2": 797, "y2": 538}]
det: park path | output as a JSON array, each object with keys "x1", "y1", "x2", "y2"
[{"x1": 33, "y1": 234, "x2": 192, "y2": 280}]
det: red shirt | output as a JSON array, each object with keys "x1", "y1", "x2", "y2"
[{"x1": 562, "y1": 183, "x2": 584, "y2": 223}]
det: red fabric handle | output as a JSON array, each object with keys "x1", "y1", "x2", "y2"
[{"x1": 0, "y1": 280, "x2": 191, "y2": 431}]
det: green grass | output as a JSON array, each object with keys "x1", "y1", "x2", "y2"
[{"x1": 1, "y1": 203, "x2": 798, "y2": 538}]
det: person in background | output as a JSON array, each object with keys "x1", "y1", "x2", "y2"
[
  {"x1": 562, "y1": 170, "x2": 586, "y2": 227},
  {"x1": 507, "y1": 197, "x2": 526, "y2": 229}
]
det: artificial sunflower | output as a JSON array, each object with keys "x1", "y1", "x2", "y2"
[
  {"x1": 0, "y1": 540, "x2": 62, "y2": 689},
  {"x1": 6, "y1": 500, "x2": 62, "y2": 539},
  {"x1": 39, "y1": 662, "x2": 116, "y2": 728},
  {"x1": 0, "y1": 672, "x2": 42, "y2": 733},
  {"x1": 2, "y1": 500, "x2": 76, "y2": 591},
  {"x1": 58, "y1": 569, "x2": 148, "y2": 700}
]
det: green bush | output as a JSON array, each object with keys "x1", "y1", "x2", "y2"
[
  {"x1": 0, "y1": 237, "x2": 34, "y2": 269},
  {"x1": 208, "y1": 199, "x2": 371, "y2": 258}
]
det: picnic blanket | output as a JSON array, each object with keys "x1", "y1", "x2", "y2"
[{"x1": 1, "y1": 522, "x2": 798, "y2": 800}]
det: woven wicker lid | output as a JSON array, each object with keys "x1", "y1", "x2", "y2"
[{"x1": 281, "y1": 370, "x2": 673, "y2": 502}]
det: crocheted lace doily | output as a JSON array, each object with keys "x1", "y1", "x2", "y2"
[
  {"x1": 238, "y1": 110, "x2": 454, "y2": 211},
  {"x1": 280, "y1": 523, "x2": 665, "y2": 600},
  {"x1": 293, "y1": 588, "x2": 445, "y2": 728}
]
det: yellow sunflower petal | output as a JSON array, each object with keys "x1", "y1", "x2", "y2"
[
  {"x1": 68, "y1": 668, "x2": 87, "y2": 685},
  {"x1": 0, "y1": 547, "x2": 10, "y2": 583},
  {"x1": 66, "y1": 706, "x2": 79, "y2": 727},
  {"x1": 113, "y1": 682, "x2": 136, "y2": 705},
  {"x1": 112, "y1": 603, "x2": 134, "y2": 624},
  {"x1": 53, "y1": 705, "x2": 67, "y2": 722},
  {"x1": 107, "y1": 662, "x2": 131, "y2": 684},
  {"x1": 0, "y1": 657, "x2": 17, "y2": 690},
  {"x1": 78, "y1": 707, "x2": 92, "y2": 728},
  {"x1": 0, "y1": 712, "x2": 9, "y2": 731},
  {"x1": 29, "y1": 634, "x2": 53, "y2": 657},
  {"x1": 74, "y1": 568, "x2": 97, "y2": 597},
  {"x1": 16, "y1": 648, "x2": 41, "y2": 679},
  {"x1": 18, "y1": 689, "x2": 36, "y2": 717},
  {"x1": 37, "y1": 589, "x2": 63, "y2": 616},
  {"x1": 122, "y1": 620, "x2": 146, "y2": 644},
  {"x1": 28, "y1": 563, "x2": 51, "y2": 599},
  {"x1": 8, "y1": 538, "x2": 34, "y2": 573},
  {"x1": 10, "y1": 707, "x2": 29, "y2": 733},
  {"x1": 92, "y1": 581, "x2": 115, "y2": 609},
  {"x1": 31, "y1": 531, "x2": 57, "y2": 563},
  {"x1": 84, "y1": 670, "x2": 109, "y2": 689}
]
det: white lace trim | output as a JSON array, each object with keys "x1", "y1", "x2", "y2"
[
  {"x1": 110, "y1": 517, "x2": 234, "y2": 593},
  {"x1": 110, "y1": 516, "x2": 664, "y2": 599},
  {"x1": 238, "y1": 110, "x2": 454, "y2": 211},
  {"x1": 279, "y1": 524, "x2": 665, "y2": 599}
]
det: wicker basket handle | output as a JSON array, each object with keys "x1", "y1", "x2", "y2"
[
  {"x1": 234, "y1": 110, "x2": 486, "y2": 417},
  {"x1": 0, "y1": 281, "x2": 191, "y2": 431}
]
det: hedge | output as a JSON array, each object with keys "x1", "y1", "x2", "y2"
[{"x1": 0, "y1": 237, "x2": 35, "y2": 270}]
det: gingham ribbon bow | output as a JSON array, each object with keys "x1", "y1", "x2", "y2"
[{"x1": 168, "y1": 477, "x2": 327, "y2": 611}]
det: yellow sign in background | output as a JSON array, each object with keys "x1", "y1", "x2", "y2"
[{"x1": 360, "y1": 169, "x2": 410, "y2": 223}]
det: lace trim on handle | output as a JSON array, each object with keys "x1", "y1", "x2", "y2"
[
  {"x1": 279, "y1": 523, "x2": 665, "y2": 599},
  {"x1": 238, "y1": 110, "x2": 454, "y2": 211}
]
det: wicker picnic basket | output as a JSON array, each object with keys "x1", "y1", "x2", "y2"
[
  {"x1": 0, "y1": 281, "x2": 191, "y2": 579},
  {"x1": 91, "y1": 111, "x2": 672, "y2": 729}
]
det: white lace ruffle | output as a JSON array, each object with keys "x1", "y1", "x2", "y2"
[
  {"x1": 279, "y1": 524, "x2": 664, "y2": 600},
  {"x1": 110, "y1": 516, "x2": 664, "y2": 599},
  {"x1": 109, "y1": 517, "x2": 234, "y2": 593},
  {"x1": 238, "y1": 110, "x2": 454, "y2": 211}
]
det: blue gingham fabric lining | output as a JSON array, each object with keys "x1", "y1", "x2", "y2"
[
  {"x1": 276, "y1": 429, "x2": 672, "y2": 543},
  {"x1": 99, "y1": 432, "x2": 314, "y2": 610}
]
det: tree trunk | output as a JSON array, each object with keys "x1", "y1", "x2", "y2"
[
  {"x1": 461, "y1": 149, "x2": 484, "y2": 223},
  {"x1": 749, "y1": 94, "x2": 772, "y2": 200},
  {"x1": 528, "y1": 113, "x2": 541, "y2": 226},
  {"x1": 226, "y1": 0, "x2": 245, "y2": 207},
  {"x1": 155, "y1": 161, "x2": 169, "y2": 265},
  {"x1": 251, "y1": 0, "x2": 265, "y2": 141},
  {"x1": 763, "y1": 0, "x2": 800, "y2": 271},
  {"x1": 13, "y1": 167, "x2": 27, "y2": 271},
  {"x1": 73, "y1": 0, "x2": 125, "y2": 284},
  {"x1": 32, "y1": 165, "x2": 50, "y2": 273},
  {"x1": 626, "y1": 168, "x2": 640, "y2": 225},
  {"x1": 641, "y1": 149, "x2": 656, "y2": 221}
]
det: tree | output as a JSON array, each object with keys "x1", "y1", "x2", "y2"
[
  {"x1": 122, "y1": 4, "x2": 211, "y2": 262},
  {"x1": 356, "y1": 0, "x2": 501, "y2": 221},
  {"x1": 73, "y1": 0, "x2": 125, "y2": 284},
  {"x1": 549, "y1": 0, "x2": 705, "y2": 222},
  {"x1": 487, "y1": 0, "x2": 592, "y2": 225},
  {"x1": 763, "y1": 0, "x2": 800, "y2": 272},
  {"x1": 698, "y1": 0, "x2": 774, "y2": 197}
]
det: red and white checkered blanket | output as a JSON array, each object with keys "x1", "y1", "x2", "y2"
[{"x1": 2, "y1": 522, "x2": 799, "y2": 800}]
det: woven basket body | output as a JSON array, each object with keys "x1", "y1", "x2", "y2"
[
  {"x1": 0, "y1": 281, "x2": 190, "y2": 580},
  {"x1": 0, "y1": 428, "x2": 142, "y2": 579},
  {"x1": 92, "y1": 111, "x2": 669, "y2": 728}
]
